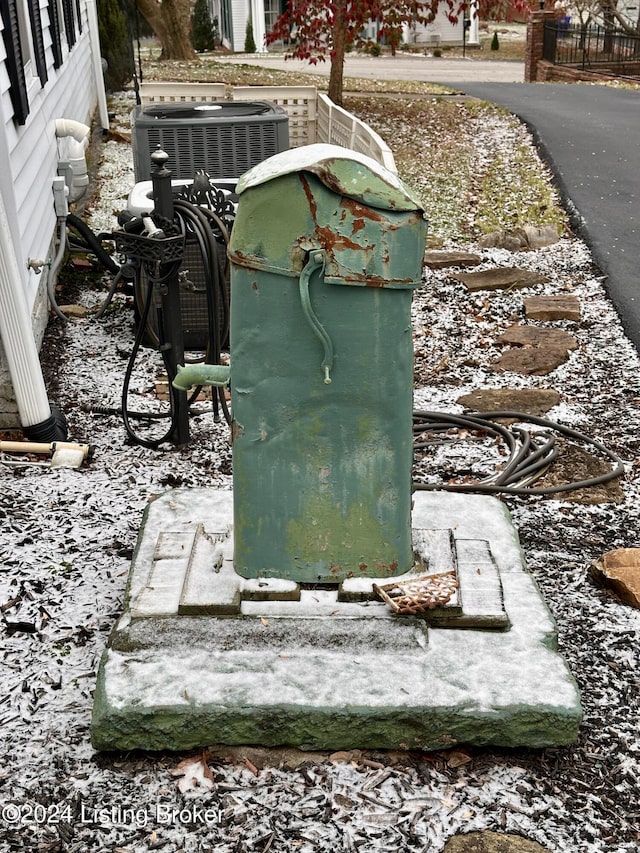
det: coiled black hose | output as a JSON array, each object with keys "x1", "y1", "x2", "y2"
[
  {"x1": 412, "y1": 410, "x2": 624, "y2": 496},
  {"x1": 172, "y1": 199, "x2": 231, "y2": 424},
  {"x1": 173, "y1": 199, "x2": 231, "y2": 424},
  {"x1": 118, "y1": 198, "x2": 231, "y2": 447},
  {"x1": 121, "y1": 256, "x2": 184, "y2": 449}
]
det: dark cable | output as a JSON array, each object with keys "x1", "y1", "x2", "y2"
[
  {"x1": 172, "y1": 199, "x2": 231, "y2": 424},
  {"x1": 120, "y1": 260, "x2": 180, "y2": 448},
  {"x1": 66, "y1": 213, "x2": 120, "y2": 274},
  {"x1": 82, "y1": 403, "x2": 212, "y2": 419},
  {"x1": 412, "y1": 410, "x2": 624, "y2": 496}
]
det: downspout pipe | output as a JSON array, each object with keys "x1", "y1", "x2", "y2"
[
  {"x1": 85, "y1": 0, "x2": 110, "y2": 130},
  {"x1": 0, "y1": 192, "x2": 67, "y2": 441}
]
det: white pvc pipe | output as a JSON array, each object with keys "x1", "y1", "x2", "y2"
[
  {"x1": 85, "y1": 0, "x2": 110, "y2": 130},
  {"x1": 0, "y1": 193, "x2": 52, "y2": 428},
  {"x1": 55, "y1": 118, "x2": 90, "y2": 142},
  {"x1": 55, "y1": 120, "x2": 90, "y2": 202}
]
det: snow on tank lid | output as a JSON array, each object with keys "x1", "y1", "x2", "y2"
[{"x1": 236, "y1": 143, "x2": 424, "y2": 213}]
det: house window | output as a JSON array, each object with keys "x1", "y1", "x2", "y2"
[
  {"x1": 218, "y1": 0, "x2": 232, "y2": 46},
  {"x1": 1, "y1": 0, "x2": 49, "y2": 125},
  {"x1": 264, "y1": 0, "x2": 283, "y2": 35}
]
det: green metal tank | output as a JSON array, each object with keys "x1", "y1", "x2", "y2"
[{"x1": 228, "y1": 144, "x2": 427, "y2": 583}]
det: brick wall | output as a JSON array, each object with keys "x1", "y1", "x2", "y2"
[
  {"x1": 525, "y1": 10, "x2": 558, "y2": 82},
  {"x1": 535, "y1": 60, "x2": 640, "y2": 82},
  {"x1": 526, "y1": 11, "x2": 640, "y2": 82}
]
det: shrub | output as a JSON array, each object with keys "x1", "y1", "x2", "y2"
[
  {"x1": 191, "y1": 0, "x2": 216, "y2": 52},
  {"x1": 491, "y1": 32, "x2": 500, "y2": 51},
  {"x1": 97, "y1": 0, "x2": 132, "y2": 92},
  {"x1": 244, "y1": 21, "x2": 257, "y2": 53}
]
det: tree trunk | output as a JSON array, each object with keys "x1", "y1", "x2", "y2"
[
  {"x1": 328, "y1": 0, "x2": 347, "y2": 105},
  {"x1": 137, "y1": 0, "x2": 196, "y2": 60}
]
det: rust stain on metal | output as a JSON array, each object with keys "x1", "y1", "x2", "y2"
[
  {"x1": 300, "y1": 174, "x2": 370, "y2": 252},
  {"x1": 306, "y1": 161, "x2": 349, "y2": 198},
  {"x1": 230, "y1": 420, "x2": 244, "y2": 444},
  {"x1": 341, "y1": 197, "x2": 385, "y2": 222},
  {"x1": 229, "y1": 249, "x2": 250, "y2": 264},
  {"x1": 300, "y1": 173, "x2": 318, "y2": 220},
  {"x1": 314, "y1": 224, "x2": 364, "y2": 253},
  {"x1": 288, "y1": 245, "x2": 306, "y2": 272}
]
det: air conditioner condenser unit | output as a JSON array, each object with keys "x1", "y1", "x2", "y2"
[{"x1": 131, "y1": 101, "x2": 289, "y2": 182}]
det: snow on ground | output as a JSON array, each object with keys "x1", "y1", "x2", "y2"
[{"x1": 0, "y1": 91, "x2": 638, "y2": 852}]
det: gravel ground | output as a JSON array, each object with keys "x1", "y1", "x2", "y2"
[{"x1": 0, "y1": 90, "x2": 638, "y2": 853}]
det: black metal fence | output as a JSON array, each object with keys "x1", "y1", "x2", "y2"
[{"x1": 544, "y1": 22, "x2": 640, "y2": 70}]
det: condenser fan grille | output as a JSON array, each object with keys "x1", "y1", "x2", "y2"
[{"x1": 131, "y1": 101, "x2": 289, "y2": 181}]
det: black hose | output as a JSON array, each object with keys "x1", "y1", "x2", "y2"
[
  {"x1": 95, "y1": 268, "x2": 125, "y2": 319},
  {"x1": 120, "y1": 258, "x2": 183, "y2": 449},
  {"x1": 82, "y1": 403, "x2": 212, "y2": 419},
  {"x1": 66, "y1": 213, "x2": 120, "y2": 275},
  {"x1": 176, "y1": 201, "x2": 230, "y2": 416},
  {"x1": 116, "y1": 193, "x2": 233, "y2": 446},
  {"x1": 412, "y1": 410, "x2": 624, "y2": 496},
  {"x1": 173, "y1": 199, "x2": 231, "y2": 424}
]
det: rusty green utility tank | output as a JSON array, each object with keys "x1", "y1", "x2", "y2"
[{"x1": 228, "y1": 144, "x2": 427, "y2": 583}]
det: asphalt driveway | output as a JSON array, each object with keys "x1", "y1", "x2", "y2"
[{"x1": 452, "y1": 82, "x2": 640, "y2": 350}]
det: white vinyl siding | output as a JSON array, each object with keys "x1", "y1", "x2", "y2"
[{"x1": 0, "y1": 0, "x2": 97, "y2": 309}]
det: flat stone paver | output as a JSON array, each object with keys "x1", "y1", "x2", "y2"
[
  {"x1": 524, "y1": 295, "x2": 581, "y2": 322},
  {"x1": 453, "y1": 268, "x2": 549, "y2": 292},
  {"x1": 457, "y1": 388, "x2": 562, "y2": 416},
  {"x1": 495, "y1": 324, "x2": 578, "y2": 351},
  {"x1": 590, "y1": 548, "x2": 640, "y2": 608},
  {"x1": 443, "y1": 831, "x2": 553, "y2": 852},
  {"x1": 424, "y1": 250, "x2": 482, "y2": 269},
  {"x1": 493, "y1": 346, "x2": 570, "y2": 375}
]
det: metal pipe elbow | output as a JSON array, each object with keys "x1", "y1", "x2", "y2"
[{"x1": 172, "y1": 364, "x2": 231, "y2": 391}]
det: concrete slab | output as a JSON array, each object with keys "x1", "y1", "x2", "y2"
[{"x1": 91, "y1": 490, "x2": 582, "y2": 752}]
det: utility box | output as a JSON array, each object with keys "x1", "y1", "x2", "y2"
[{"x1": 228, "y1": 144, "x2": 427, "y2": 583}]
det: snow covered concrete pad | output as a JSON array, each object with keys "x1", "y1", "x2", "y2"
[{"x1": 91, "y1": 490, "x2": 582, "y2": 752}]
